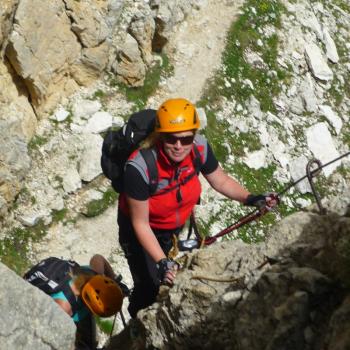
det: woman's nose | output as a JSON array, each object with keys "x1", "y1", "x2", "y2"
[{"x1": 174, "y1": 139, "x2": 182, "y2": 147}]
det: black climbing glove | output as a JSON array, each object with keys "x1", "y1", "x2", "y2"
[
  {"x1": 113, "y1": 274, "x2": 130, "y2": 297},
  {"x1": 156, "y1": 258, "x2": 179, "y2": 285},
  {"x1": 244, "y1": 192, "x2": 279, "y2": 210}
]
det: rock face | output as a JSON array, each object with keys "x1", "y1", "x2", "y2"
[
  {"x1": 1, "y1": 0, "x2": 200, "y2": 117},
  {"x1": 0, "y1": 0, "x2": 202, "y2": 221},
  {"x1": 107, "y1": 210, "x2": 350, "y2": 349},
  {"x1": 0, "y1": 262, "x2": 76, "y2": 349}
]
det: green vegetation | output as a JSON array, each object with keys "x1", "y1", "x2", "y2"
[
  {"x1": 0, "y1": 222, "x2": 47, "y2": 275},
  {"x1": 95, "y1": 316, "x2": 115, "y2": 335},
  {"x1": 93, "y1": 89, "x2": 107, "y2": 100},
  {"x1": 200, "y1": 0, "x2": 288, "y2": 113},
  {"x1": 111, "y1": 53, "x2": 173, "y2": 110},
  {"x1": 17, "y1": 187, "x2": 36, "y2": 205},
  {"x1": 52, "y1": 208, "x2": 68, "y2": 223},
  {"x1": 28, "y1": 135, "x2": 48, "y2": 151},
  {"x1": 196, "y1": 0, "x2": 295, "y2": 242},
  {"x1": 84, "y1": 188, "x2": 118, "y2": 217}
]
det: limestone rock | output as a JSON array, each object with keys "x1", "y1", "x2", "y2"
[
  {"x1": 151, "y1": 0, "x2": 193, "y2": 51},
  {"x1": 0, "y1": 262, "x2": 76, "y2": 350},
  {"x1": 64, "y1": 0, "x2": 110, "y2": 48},
  {"x1": 322, "y1": 28, "x2": 339, "y2": 64},
  {"x1": 71, "y1": 42, "x2": 110, "y2": 86},
  {"x1": 5, "y1": 0, "x2": 81, "y2": 115},
  {"x1": 72, "y1": 99, "x2": 102, "y2": 120},
  {"x1": 62, "y1": 167, "x2": 82, "y2": 194},
  {"x1": 304, "y1": 43, "x2": 333, "y2": 81},
  {"x1": 116, "y1": 33, "x2": 146, "y2": 87},
  {"x1": 299, "y1": 73, "x2": 318, "y2": 113},
  {"x1": 306, "y1": 123, "x2": 341, "y2": 176},
  {"x1": 0, "y1": 0, "x2": 17, "y2": 50},
  {"x1": 84, "y1": 111, "x2": 113, "y2": 134},
  {"x1": 78, "y1": 134, "x2": 103, "y2": 182},
  {"x1": 319, "y1": 105, "x2": 343, "y2": 135},
  {"x1": 129, "y1": 5, "x2": 155, "y2": 65},
  {"x1": 243, "y1": 149, "x2": 267, "y2": 169},
  {"x1": 0, "y1": 60, "x2": 37, "y2": 141},
  {"x1": 108, "y1": 212, "x2": 350, "y2": 350}
]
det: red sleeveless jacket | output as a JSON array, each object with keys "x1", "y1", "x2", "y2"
[{"x1": 119, "y1": 134, "x2": 208, "y2": 230}]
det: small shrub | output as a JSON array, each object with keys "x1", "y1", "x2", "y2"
[{"x1": 85, "y1": 188, "x2": 118, "y2": 217}]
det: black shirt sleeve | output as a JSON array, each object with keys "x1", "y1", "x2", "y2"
[
  {"x1": 123, "y1": 164, "x2": 150, "y2": 200},
  {"x1": 201, "y1": 142, "x2": 219, "y2": 175}
]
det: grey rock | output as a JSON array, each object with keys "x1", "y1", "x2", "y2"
[
  {"x1": 304, "y1": 43, "x2": 333, "y2": 81},
  {"x1": 108, "y1": 212, "x2": 350, "y2": 350},
  {"x1": 0, "y1": 262, "x2": 76, "y2": 349},
  {"x1": 78, "y1": 134, "x2": 103, "y2": 182},
  {"x1": 322, "y1": 28, "x2": 339, "y2": 64},
  {"x1": 319, "y1": 105, "x2": 343, "y2": 135},
  {"x1": 306, "y1": 122, "x2": 341, "y2": 176},
  {"x1": 116, "y1": 33, "x2": 146, "y2": 87}
]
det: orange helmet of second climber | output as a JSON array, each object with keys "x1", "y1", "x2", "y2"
[{"x1": 81, "y1": 275, "x2": 123, "y2": 317}]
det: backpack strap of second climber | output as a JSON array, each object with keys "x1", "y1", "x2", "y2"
[{"x1": 60, "y1": 282, "x2": 80, "y2": 317}]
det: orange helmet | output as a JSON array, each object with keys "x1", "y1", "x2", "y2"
[
  {"x1": 81, "y1": 275, "x2": 123, "y2": 317},
  {"x1": 155, "y1": 98, "x2": 200, "y2": 132}
]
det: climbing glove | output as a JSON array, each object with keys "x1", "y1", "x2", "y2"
[
  {"x1": 244, "y1": 192, "x2": 279, "y2": 210},
  {"x1": 113, "y1": 274, "x2": 130, "y2": 297},
  {"x1": 156, "y1": 258, "x2": 179, "y2": 285}
]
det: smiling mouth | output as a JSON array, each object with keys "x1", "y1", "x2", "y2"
[{"x1": 172, "y1": 152, "x2": 183, "y2": 157}]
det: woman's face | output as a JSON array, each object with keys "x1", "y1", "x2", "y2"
[{"x1": 161, "y1": 131, "x2": 195, "y2": 163}]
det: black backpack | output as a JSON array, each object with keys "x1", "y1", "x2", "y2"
[
  {"x1": 24, "y1": 257, "x2": 84, "y2": 317},
  {"x1": 101, "y1": 109, "x2": 158, "y2": 193}
]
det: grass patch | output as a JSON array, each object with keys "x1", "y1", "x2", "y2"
[
  {"x1": 111, "y1": 53, "x2": 173, "y2": 110},
  {"x1": 0, "y1": 221, "x2": 47, "y2": 275},
  {"x1": 201, "y1": 110, "x2": 230, "y2": 163},
  {"x1": 52, "y1": 208, "x2": 68, "y2": 223},
  {"x1": 92, "y1": 89, "x2": 106, "y2": 100},
  {"x1": 196, "y1": 0, "x2": 292, "y2": 243},
  {"x1": 200, "y1": 0, "x2": 288, "y2": 113},
  {"x1": 28, "y1": 135, "x2": 48, "y2": 151},
  {"x1": 84, "y1": 188, "x2": 118, "y2": 217}
]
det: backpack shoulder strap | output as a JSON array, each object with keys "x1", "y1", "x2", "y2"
[
  {"x1": 60, "y1": 282, "x2": 80, "y2": 317},
  {"x1": 192, "y1": 144, "x2": 202, "y2": 174},
  {"x1": 139, "y1": 148, "x2": 158, "y2": 195}
]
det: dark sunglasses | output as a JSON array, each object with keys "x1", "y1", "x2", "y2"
[{"x1": 162, "y1": 134, "x2": 195, "y2": 146}]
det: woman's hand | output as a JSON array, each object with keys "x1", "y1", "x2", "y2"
[
  {"x1": 244, "y1": 192, "x2": 279, "y2": 211},
  {"x1": 156, "y1": 259, "x2": 179, "y2": 286}
]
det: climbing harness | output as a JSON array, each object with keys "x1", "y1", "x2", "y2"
[{"x1": 178, "y1": 151, "x2": 350, "y2": 251}]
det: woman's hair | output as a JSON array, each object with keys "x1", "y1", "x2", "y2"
[
  {"x1": 140, "y1": 131, "x2": 161, "y2": 149},
  {"x1": 70, "y1": 266, "x2": 97, "y2": 293}
]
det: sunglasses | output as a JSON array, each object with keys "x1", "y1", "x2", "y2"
[{"x1": 162, "y1": 134, "x2": 195, "y2": 146}]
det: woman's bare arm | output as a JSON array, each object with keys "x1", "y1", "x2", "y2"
[
  {"x1": 126, "y1": 196, "x2": 167, "y2": 263},
  {"x1": 204, "y1": 165, "x2": 250, "y2": 203}
]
